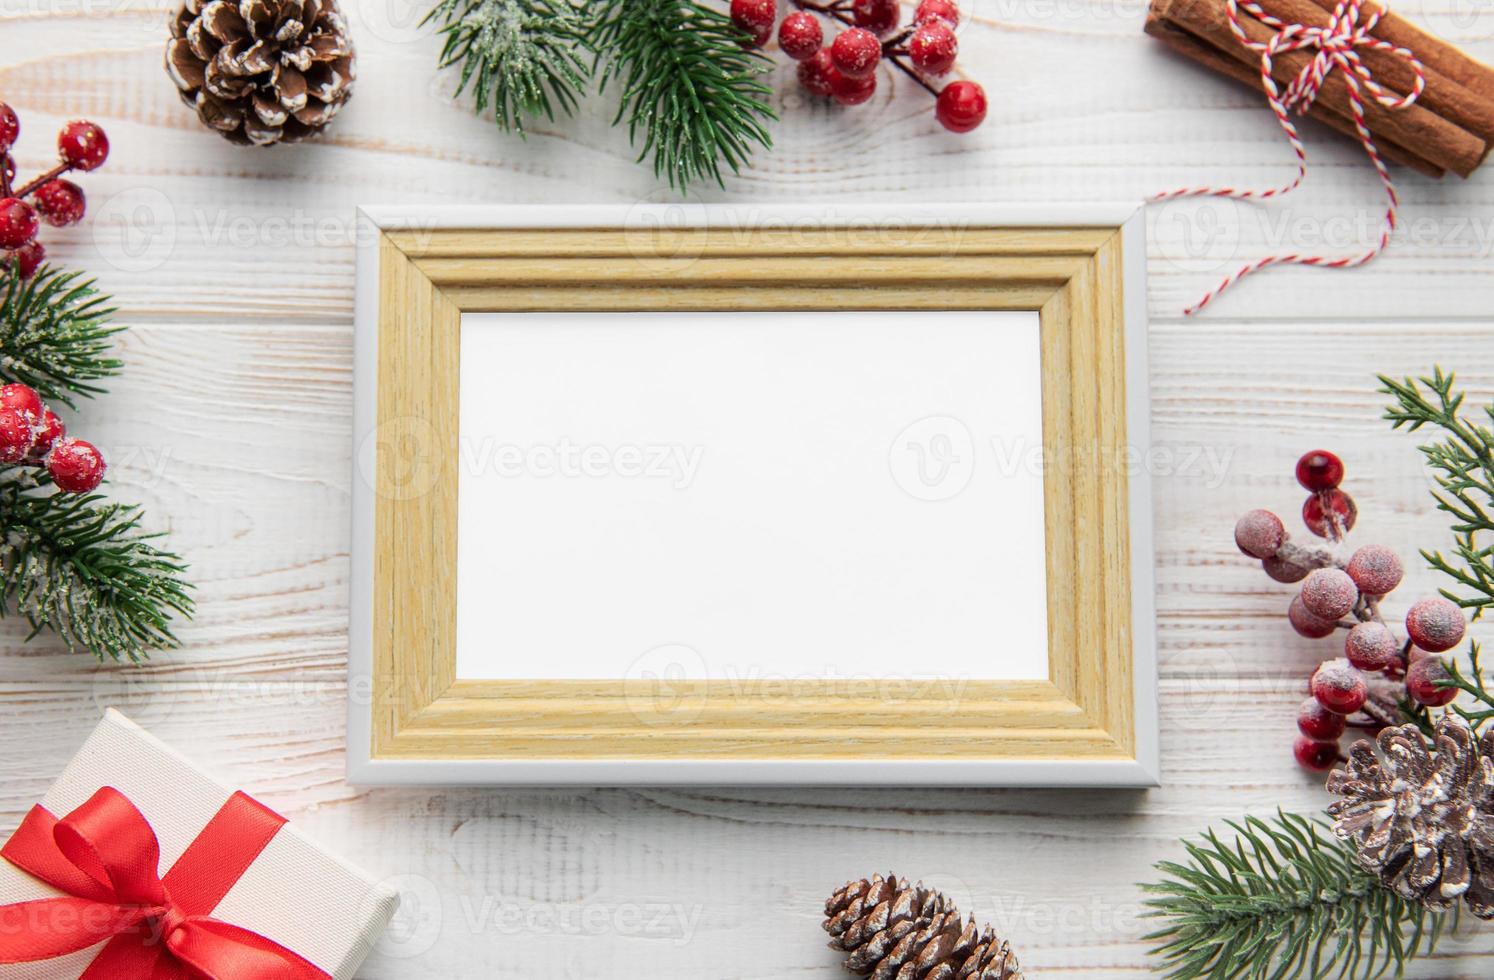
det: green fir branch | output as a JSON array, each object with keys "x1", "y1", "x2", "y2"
[
  {"x1": 423, "y1": 0, "x2": 591, "y2": 133},
  {"x1": 589, "y1": 0, "x2": 776, "y2": 190},
  {"x1": 2, "y1": 468, "x2": 194, "y2": 663},
  {"x1": 0, "y1": 266, "x2": 122, "y2": 409},
  {"x1": 1143, "y1": 811, "x2": 1452, "y2": 979}
]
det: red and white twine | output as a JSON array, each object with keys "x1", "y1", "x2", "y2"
[{"x1": 1153, "y1": 0, "x2": 1425, "y2": 315}]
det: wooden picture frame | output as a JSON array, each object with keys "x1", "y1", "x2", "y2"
[{"x1": 348, "y1": 205, "x2": 1158, "y2": 786}]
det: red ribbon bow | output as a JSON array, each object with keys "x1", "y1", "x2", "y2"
[{"x1": 0, "y1": 786, "x2": 330, "y2": 979}]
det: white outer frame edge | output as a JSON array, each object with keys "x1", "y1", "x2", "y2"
[{"x1": 347, "y1": 204, "x2": 1159, "y2": 788}]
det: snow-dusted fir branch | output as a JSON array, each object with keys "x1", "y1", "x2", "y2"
[
  {"x1": 0, "y1": 267, "x2": 120, "y2": 409},
  {"x1": 423, "y1": 0, "x2": 592, "y2": 133}
]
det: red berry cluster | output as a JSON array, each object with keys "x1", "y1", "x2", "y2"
[
  {"x1": 731, "y1": 0, "x2": 987, "y2": 133},
  {"x1": 1233, "y1": 449, "x2": 1468, "y2": 772},
  {"x1": 0, "y1": 101, "x2": 109, "y2": 281},
  {"x1": 0, "y1": 382, "x2": 106, "y2": 494}
]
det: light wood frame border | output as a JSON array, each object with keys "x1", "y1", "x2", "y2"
[{"x1": 348, "y1": 205, "x2": 1158, "y2": 787}]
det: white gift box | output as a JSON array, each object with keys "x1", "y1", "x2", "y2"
[{"x1": 0, "y1": 709, "x2": 399, "y2": 979}]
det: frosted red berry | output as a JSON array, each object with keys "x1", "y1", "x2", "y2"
[
  {"x1": 909, "y1": 19, "x2": 958, "y2": 75},
  {"x1": 46, "y1": 437, "x2": 106, "y2": 494},
  {"x1": 1289, "y1": 594, "x2": 1337, "y2": 638},
  {"x1": 798, "y1": 48, "x2": 837, "y2": 97},
  {"x1": 830, "y1": 67, "x2": 877, "y2": 105},
  {"x1": 1297, "y1": 697, "x2": 1347, "y2": 740},
  {"x1": 1234, "y1": 508, "x2": 1285, "y2": 559},
  {"x1": 29, "y1": 407, "x2": 64, "y2": 458},
  {"x1": 935, "y1": 80, "x2": 987, "y2": 133},
  {"x1": 778, "y1": 11, "x2": 823, "y2": 60},
  {"x1": 0, "y1": 382, "x2": 42, "y2": 421},
  {"x1": 57, "y1": 121, "x2": 109, "y2": 172},
  {"x1": 1405, "y1": 597, "x2": 1466, "y2": 653},
  {"x1": 1345, "y1": 544, "x2": 1403, "y2": 596},
  {"x1": 1405, "y1": 656, "x2": 1457, "y2": 707},
  {"x1": 0, "y1": 103, "x2": 17, "y2": 154},
  {"x1": 1344, "y1": 621, "x2": 1398, "y2": 672},
  {"x1": 10, "y1": 240, "x2": 44, "y2": 280},
  {"x1": 0, "y1": 198, "x2": 38, "y2": 250},
  {"x1": 1296, "y1": 449, "x2": 1344, "y2": 491},
  {"x1": 832, "y1": 28, "x2": 882, "y2": 78},
  {"x1": 1294, "y1": 735, "x2": 1340, "y2": 771},
  {"x1": 915, "y1": 0, "x2": 961, "y2": 26},
  {"x1": 852, "y1": 0, "x2": 900, "y2": 33},
  {"x1": 1301, "y1": 567, "x2": 1358, "y2": 620},
  {"x1": 1303, "y1": 489, "x2": 1357, "y2": 538},
  {"x1": 1310, "y1": 659, "x2": 1367, "y2": 715},
  {"x1": 0, "y1": 406, "x2": 36, "y2": 463},
  {"x1": 32, "y1": 180, "x2": 85, "y2": 228}
]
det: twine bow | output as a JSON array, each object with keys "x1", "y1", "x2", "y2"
[{"x1": 1154, "y1": 0, "x2": 1426, "y2": 314}]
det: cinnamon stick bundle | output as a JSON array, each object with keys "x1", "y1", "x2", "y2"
[{"x1": 1146, "y1": 0, "x2": 1494, "y2": 177}]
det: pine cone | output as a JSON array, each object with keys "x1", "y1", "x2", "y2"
[
  {"x1": 165, "y1": 0, "x2": 356, "y2": 146},
  {"x1": 1327, "y1": 716, "x2": 1494, "y2": 918},
  {"x1": 824, "y1": 873, "x2": 1024, "y2": 979}
]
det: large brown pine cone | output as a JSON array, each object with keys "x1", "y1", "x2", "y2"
[
  {"x1": 824, "y1": 873, "x2": 1024, "y2": 979},
  {"x1": 166, "y1": 0, "x2": 356, "y2": 146},
  {"x1": 1328, "y1": 716, "x2": 1494, "y2": 918}
]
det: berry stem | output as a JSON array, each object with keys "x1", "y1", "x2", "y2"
[
  {"x1": 794, "y1": 0, "x2": 942, "y2": 97},
  {"x1": 13, "y1": 162, "x2": 70, "y2": 201}
]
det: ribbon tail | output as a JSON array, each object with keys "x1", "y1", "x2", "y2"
[
  {"x1": 169, "y1": 918, "x2": 331, "y2": 980},
  {"x1": 0, "y1": 897, "x2": 147, "y2": 962}
]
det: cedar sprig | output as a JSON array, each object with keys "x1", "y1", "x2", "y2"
[
  {"x1": 1142, "y1": 811, "x2": 1452, "y2": 979},
  {"x1": 2, "y1": 468, "x2": 194, "y2": 663},
  {"x1": 0, "y1": 266, "x2": 122, "y2": 409},
  {"x1": 589, "y1": 0, "x2": 776, "y2": 190},
  {"x1": 423, "y1": 0, "x2": 592, "y2": 133}
]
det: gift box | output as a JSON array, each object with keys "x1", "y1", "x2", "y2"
[{"x1": 0, "y1": 710, "x2": 399, "y2": 979}]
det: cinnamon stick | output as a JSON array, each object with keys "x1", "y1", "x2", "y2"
[
  {"x1": 1146, "y1": 9, "x2": 1446, "y2": 176},
  {"x1": 1305, "y1": 0, "x2": 1494, "y2": 106},
  {"x1": 1258, "y1": 0, "x2": 1494, "y2": 148},
  {"x1": 1152, "y1": 0, "x2": 1486, "y2": 176}
]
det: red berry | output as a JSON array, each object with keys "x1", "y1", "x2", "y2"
[
  {"x1": 1311, "y1": 659, "x2": 1367, "y2": 715},
  {"x1": 778, "y1": 11, "x2": 823, "y2": 60},
  {"x1": 1294, "y1": 735, "x2": 1340, "y2": 771},
  {"x1": 57, "y1": 120, "x2": 109, "y2": 172},
  {"x1": 1300, "y1": 567, "x2": 1358, "y2": 620},
  {"x1": 1263, "y1": 555, "x2": 1309, "y2": 583},
  {"x1": 0, "y1": 198, "x2": 38, "y2": 250},
  {"x1": 831, "y1": 28, "x2": 881, "y2": 78},
  {"x1": 0, "y1": 406, "x2": 36, "y2": 463},
  {"x1": 0, "y1": 382, "x2": 43, "y2": 421},
  {"x1": 852, "y1": 0, "x2": 900, "y2": 33},
  {"x1": 46, "y1": 437, "x2": 105, "y2": 493},
  {"x1": 1405, "y1": 656, "x2": 1457, "y2": 707},
  {"x1": 1344, "y1": 544, "x2": 1403, "y2": 597},
  {"x1": 730, "y1": 0, "x2": 777, "y2": 47},
  {"x1": 916, "y1": 0, "x2": 961, "y2": 26},
  {"x1": 1289, "y1": 594, "x2": 1337, "y2": 638},
  {"x1": 830, "y1": 67, "x2": 877, "y2": 105},
  {"x1": 1344, "y1": 621, "x2": 1398, "y2": 672},
  {"x1": 1405, "y1": 597, "x2": 1466, "y2": 653},
  {"x1": 1234, "y1": 508, "x2": 1285, "y2": 559},
  {"x1": 909, "y1": 19, "x2": 958, "y2": 75},
  {"x1": 1303, "y1": 489, "x2": 1357, "y2": 538},
  {"x1": 32, "y1": 179, "x2": 85, "y2": 228},
  {"x1": 9, "y1": 240, "x2": 44, "y2": 280},
  {"x1": 935, "y1": 80, "x2": 987, "y2": 133},
  {"x1": 1296, "y1": 449, "x2": 1344, "y2": 491},
  {"x1": 0, "y1": 103, "x2": 17, "y2": 154},
  {"x1": 797, "y1": 48, "x2": 837, "y2": 97},
  {"x1": 29, "y1": 407, "x2": 64, "y2": 458},
  {"x1": 1297, "y1": 697, "x2": 1347, "y2": 740}
]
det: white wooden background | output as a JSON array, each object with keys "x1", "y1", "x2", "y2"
[{"x1": 4, "y1": 0, "x2": 1494, "y2": 975}]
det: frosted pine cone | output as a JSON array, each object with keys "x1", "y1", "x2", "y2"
[
  {"x1": 166, "y1": 0, "x2": 356, "y2": 145},
  {"x1": 1327, "y1": 717, "x2": 1494, "y2": 918},
  {"x1": 824, "y1": 873, "x2": 1023, "y2": 979}
]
